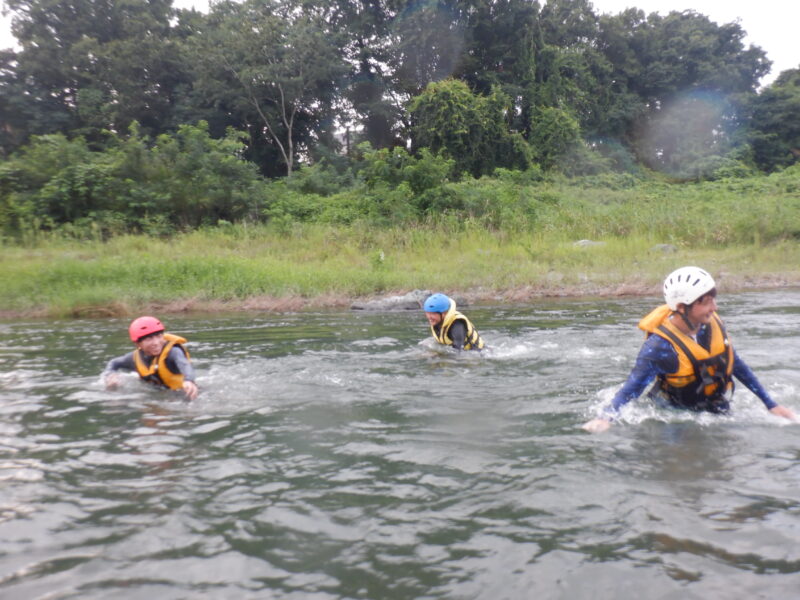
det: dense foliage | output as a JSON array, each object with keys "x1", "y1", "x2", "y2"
[
  {"x1": 0, "y1": 0, "x2": 798, "y2": 239},
  {"x1": 3, "y1": 167, "x2": 800, "y2": 316}
]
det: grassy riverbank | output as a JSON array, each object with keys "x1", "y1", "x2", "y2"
[
  {"x1": 3, "y1": 170, "x2": 800, "y2": 318},
  {"x1": 3, "y1": 224, "x2": 800, "y2": 319}
]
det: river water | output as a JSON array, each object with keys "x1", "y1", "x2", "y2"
[{"x1": 1, "y1": 291, "x2": 799, "y2": 599}]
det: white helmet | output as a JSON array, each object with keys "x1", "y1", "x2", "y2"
[{"x1": 663, "y1": 266, "x2": 716, "y2": 310}]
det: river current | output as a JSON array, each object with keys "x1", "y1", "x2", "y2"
[{"x1": 1, "y1": 291, "x2": 799, "y2": 598}]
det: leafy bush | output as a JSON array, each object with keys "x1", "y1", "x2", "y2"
[
  {"x1": 0, "y1": 122, "x2": 268, "y2": 238},
  {"x1": 284, "y1": 160, "x2": 356, "y2": 196},
  {"x1": 409, "y1": 80, "x2": 534, "y2": 177}
]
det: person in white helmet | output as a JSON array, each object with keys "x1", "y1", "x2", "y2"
[{"x1": 583, "y1": 266, "x2": 796, "y2": 433}]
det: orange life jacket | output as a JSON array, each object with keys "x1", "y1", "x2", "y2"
[
  {"x1": 638, "y1": 305, "x2": 734, "y2": 405},
  {"x1": 133, "y1": 333, "x2": 190, "y2": 391}
]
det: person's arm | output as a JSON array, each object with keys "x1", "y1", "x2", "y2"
[
  {"x1": 166, "y1": 347, "x2": 195, "y2": 381},
  {"x1": 583, "y1": 335, "x2": 678, "y2": 432},
  {"x1": 732, "y1": 350, "x2": 796, "y2": 420},
  {"x1": 448, "y1": 320, "x2": 468, "y2": 351},
  {"x1": 103, "y1": 353, "x2": 136, "y2": 389},
  {"x1": 731, "y1": 349, "x2": 776, "y2": 409},
  {"x1": 611, "y1": 335, "x2": 677, "y2": 412},
  {"x1": 166, "y1": 347, "x2": 198, "y2": 400}
]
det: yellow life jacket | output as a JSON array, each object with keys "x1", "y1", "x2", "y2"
[
  {"x1": 133, "y1": 333, "x2": 190, "y2": 391},
  {"x1": 431, "y1": 302, "x2": 484, "y2": 350},
  {"x1": 638, "y1": 304, "x2": 734, "y2": 404}
]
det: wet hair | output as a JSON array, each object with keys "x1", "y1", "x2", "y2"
[
  {"x1": 692, "y1": 287, "x2": 717, "y2": 306},
  {"x1": 136, "y1": 330, "x2": 164, "y2": 342}
]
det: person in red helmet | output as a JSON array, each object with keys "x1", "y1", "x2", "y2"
[{"x1": 103, "y1": 316, "x2": 198, "y2": 400}]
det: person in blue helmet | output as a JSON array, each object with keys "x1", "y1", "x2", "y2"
[
  {"x1": 423, "y1": 293, "x2": 485, "y2": 351},
  {"x1": 583, "y1": 266, "x2": 796, "y2": 433}
]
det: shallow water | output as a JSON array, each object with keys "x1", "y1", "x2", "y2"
[{"x1": 1, "y1": 291, "x2": 800, "y2": 599}]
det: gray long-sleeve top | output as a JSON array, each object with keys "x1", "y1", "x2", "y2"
[{"x1": 103, "y1": 347, "x2": 195, "y2": 383}]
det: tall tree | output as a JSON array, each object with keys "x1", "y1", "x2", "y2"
[
  {"x1": 189, "y1": 0, "x2": 348, "y2": 176},
  {"x1": 0, "y1": 0, "x2": 186, "y2": 151},
  {"x1": 321, "y1": 0, "x2": 407, "y2": 150},
  {"x1": 409, "y1": 78, "x2": 532, "y2": 177},
  {"x1": 747, "y1": 68, "x2": 800, "y2": 172},
  {"x1": 596, "y1": 9, "x2": 769, "y2": 172}
]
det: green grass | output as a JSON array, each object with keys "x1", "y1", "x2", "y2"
[
  {"x1": 3, "y1": 224, "x2": 800, "y2": 318},
  {"x1": 3, "y1": 171, "x2": 800, "y2": 317}
]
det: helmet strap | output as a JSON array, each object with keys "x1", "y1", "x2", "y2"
[{"x1": 676, "y1": 307, "x2": 697, "y2": 333}]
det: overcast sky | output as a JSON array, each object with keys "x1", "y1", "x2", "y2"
[{"x1": 1, "y1": 0, "x2": 797, "y2": 85}]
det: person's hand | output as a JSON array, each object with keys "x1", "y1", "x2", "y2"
[
  {"x1": 105, "y1": 373, "x2": 121, "y2": 390},
  {"x1": 582, "y1": 417, "x2": 612, "y2": 433},
  {"x1": 182, "y1": 380, "x2": 199, "y2": 401},
  {"x1": 769, "y1": 405, "x2": 797, "y2": 422}
]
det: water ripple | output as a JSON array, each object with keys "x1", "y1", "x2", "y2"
[{"x1": 2, "y1": 295, "x2": 800, "y2": 597}]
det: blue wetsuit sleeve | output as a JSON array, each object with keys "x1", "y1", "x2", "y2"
[
  {"x1": 608, "y1": 335, "x2": 679, "y2": 415},
  {"x1": 166, "y1": 347, "x2": 196, "y2": 382},
  {"x1": 103, "y1": 352, "x2": 136, "y2": 375},
  {"x1": 732, "y1": 349, "x2": 777, "y2": 409}
]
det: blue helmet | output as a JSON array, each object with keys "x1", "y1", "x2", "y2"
[{"x1": 423, "y1": 293, "x2": 451, "y2": 313}]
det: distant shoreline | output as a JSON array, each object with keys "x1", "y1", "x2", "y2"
[
  {"x1": 3, "y1": 274, "x2": 798, "y2": 321},
  {"x1": 4, "y1": 213, "x2": 800, "y2": 320}
]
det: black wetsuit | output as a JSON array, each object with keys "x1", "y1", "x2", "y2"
[{"x1": 433, "y1": 319, "x2": 469, "y2": 350}]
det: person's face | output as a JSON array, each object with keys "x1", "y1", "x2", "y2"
[
  {"x1": 686, "y1": 293, "x2": 718, "y2": 326},
  {"x1": 136, "y1": 332, "x2": 166, "y2": 357},
  {"x1": 425, "y1": 311, "x2": 443, "y2": 326}
]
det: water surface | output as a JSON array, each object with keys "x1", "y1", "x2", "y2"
[{"x1": 2, "y1": 292, "x2": 799, "y2": 598}]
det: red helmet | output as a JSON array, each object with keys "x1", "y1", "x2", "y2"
[{"x1": 129, "y1": 316, "x2": 165, "y2": 342}]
